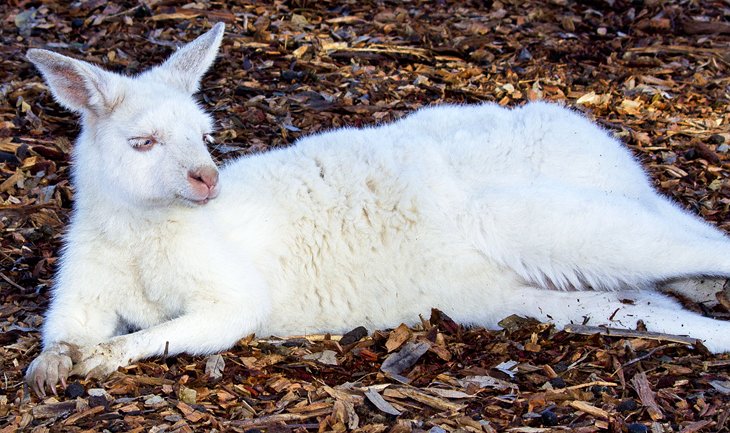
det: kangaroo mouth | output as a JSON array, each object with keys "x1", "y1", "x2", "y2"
[
  {"x1": 178, "y1": 184, "x2": 220, "y2": 206},
  {"x1": 176, "y1": 194, "x2": 215, "y2": 206}
]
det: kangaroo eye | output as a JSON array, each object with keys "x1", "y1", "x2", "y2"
[
  {"x1": 128, "y1": 137, "x2": 157, "y2": 151},
  {"x1": 203, "y1": 134, "x2": 215, "y2": 144}
]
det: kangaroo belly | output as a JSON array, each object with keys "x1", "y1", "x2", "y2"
[{"x1": 264, "y1": 229, "x2": 514, "y2": 336}]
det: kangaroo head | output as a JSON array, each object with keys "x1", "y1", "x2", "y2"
[{"x1": 27, "y1": 23, "x2": 225, "y2": 209}]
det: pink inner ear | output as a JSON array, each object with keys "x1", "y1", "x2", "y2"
[{"x1": 47, "y1": 63, "x2": 92, "y2": 109}]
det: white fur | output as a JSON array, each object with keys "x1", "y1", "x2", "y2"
[{"x1": 25, "y1": 24, "x2": 730, "y2": 395}]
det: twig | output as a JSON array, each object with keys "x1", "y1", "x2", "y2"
[
  {"x1": 703, "y1": 359, "x2": 730, "y2": 370},
  {"x1": 621, "y1": 344, "x2": 679, "y2": 368},
  {"x1": 563, "y1": 324, "x2": 698, "y2": 346},
  {"x1": 395, "y1": 386, "x2": 464, "y2": 412},
  {"x1": 627, "y1": 45, "x2": 727, "y2": 55},
  {"x1": 569, "y1": 400, "x2": 609, "y2": 419},
  {"x1": 562, "y1": 381, "x2": 618, "y2": 392},
  {"x1": 283, "y1": 424, "x2": 320, "y2": 430},
  {"x1": 0, "y1": 271, "x2": 26, "y2": 292}
]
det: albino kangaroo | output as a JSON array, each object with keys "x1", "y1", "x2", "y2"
[{"x1": 25, "y1": 23, "x2": 730, "y2": 396}]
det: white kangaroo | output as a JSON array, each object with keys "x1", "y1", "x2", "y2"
[{"x1": 25, "y1": 23, "x2": 730, "y2": 396}]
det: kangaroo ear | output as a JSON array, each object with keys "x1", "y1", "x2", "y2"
[
  {"x1": 26, "y1": 49, "x2": 123, "y2": 116},
  {"x1": 147, "y1": 22, "x2": 225, "y2": 94}
]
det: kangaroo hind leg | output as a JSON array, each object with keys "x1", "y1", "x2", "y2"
[{"x1": 465, "y1": 186, "x2": 730, "y2": 291}]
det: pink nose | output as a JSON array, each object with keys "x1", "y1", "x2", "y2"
[{"x1": 188, "y1": 166, "x2": 219, "y2": 197}]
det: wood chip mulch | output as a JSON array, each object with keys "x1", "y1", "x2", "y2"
[{"x1": 1, "y1": 1, "x2": 729, "y2": 432}]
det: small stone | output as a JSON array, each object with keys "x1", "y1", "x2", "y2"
[
  {"x1": 340, "y1": 326, "x2": 368, "y2": 345},
  {"x1": 541, "y1": 410, "x2": 558, "y2": 426},
  {"x1": 617, "y1": 398, "x2": 638, "y2": 412},
  {"x1": 597, "y1": 27, "x2": 607, "y2": 36},
  {"x1": 64, "y1": 381, "x2": 85, "y2": 399},
  {"x1": 660, "y1": 151, "x2": 677, "y2": 164},
  {"x1": 88, "y1": 395, "x2": 108, "y2": 409},
  {"x1": 553, "y1": 361, "x2": 568, "y2": 372},
  {"x1": 303, "y1": 350, "x2": 338, "y2": 365},
  {"x1": 591, "y1": 385, "x2": 609, "y2": 396},
  {"x1": 290, "y1": 14, "x2": 309, "y2": 27},
  {"x1": 70, "y1": 18, "x2": 84, "y2": 28},
  {"x1": 717, "y1": 143, "x2": 729, "y2": 153},
  {"x1": 179, "y1": 386, "x2": 197, "y2": 404},
  {"x1": 518, "y1": 48, "x2": 532, "y2": 62},
  {"x1": 134, "y1": 5, "x2": 151, "y2": 18},
  {"x1": 627, "y1": 423, "x2": 648, "y2": 433},
  {"x1": 144, "y1": 395, "x2": 165, "y2": 407},
  {"x1": 282, "y1": 338, "x2": 310, "y2": 347},
  {"x1": 549, "y1": 377, "x2": 566, "y2": 388},
  {"x1": 281, "y1": 70, "x2": 305, "y2": 82},
  {"x1": 708, "y1": 134, "x2": 725, "y2": 145},
  {"x1": 87, "y1": 388, "x2": 112, "y2": 400}
]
